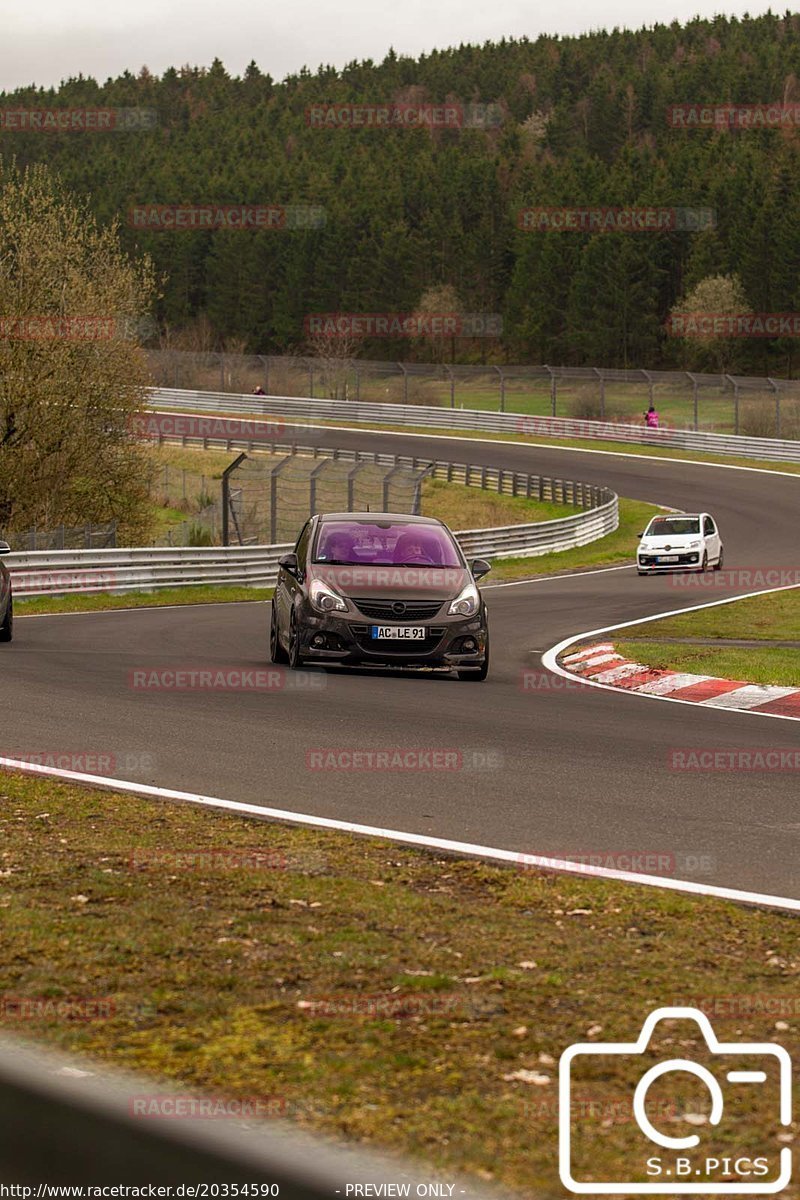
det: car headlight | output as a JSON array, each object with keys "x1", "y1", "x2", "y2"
[
  {"x1": 448, "y1": 582, "x2": 480, "y2": 617},
  {"x1": 687, "y1": 540, "x2": 701, "y2": 548},
  {"x1": 309, "y1": 580, "x2": 347, "y2": 614}
]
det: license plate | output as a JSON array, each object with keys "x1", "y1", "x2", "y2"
[
  {"x1": 371, "y1": 626, "x2": 426, "y2": 640},
  {"x1": 657, "y1": 555, "x2": 679, "y2": 562}
]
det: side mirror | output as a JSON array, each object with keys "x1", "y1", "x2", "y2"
[
  {"x1": 637, "y1": 532, "x2": 645, "y2": 538},
  {"x1": 0, "y1": 541, "x2": 10, "y2": 556},
  {"x1": 278, "y1": 552, "x2": 299, "y2": 577},
  {"x1": 471, "y1": 558, "x2": 491, "y2": 580}
]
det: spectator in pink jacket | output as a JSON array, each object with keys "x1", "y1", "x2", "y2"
[{"x1": 644, "y1": 404, "x2": 660, "y2": 429}]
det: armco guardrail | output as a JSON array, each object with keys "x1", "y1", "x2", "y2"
[
  {"x1": 148, "y1": 387, "x2": 800, "y2": 463},
  {"x1": 0, "y1": 1034, "x2": 493, "y2": 1195},
  {"x1": 8, "y1": 544, "x2": 293, "y2": 597},
  {"x1": 8, "y1": 456, "x2": 617, "y2": 597}
]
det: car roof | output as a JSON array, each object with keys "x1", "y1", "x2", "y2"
[{"x1": 317, "y1": 512, "x2": 444, "y2": 526}]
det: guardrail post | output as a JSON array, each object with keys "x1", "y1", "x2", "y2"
[
  {"x1": 221, "y1": 453, "x2": 247, "y2": 546},
  {"x1": 443, "y1": 365, "x2": 455, "y2": 408},
  {"x1": 396, "y1": 362, "x2": 408, "y2": 405},
  {"x1": 725, "y1": 376, "x2": 740, "y2": 435},
  {"x1": 545, "y1": 365, "x2": 557, "y2": 416},
  {"x1": 689, "y1": 374, "x2": 699, "y2": 430},
  {"x1": 309, "y1": 458, "x2": 329, "y2": 515},
  {"x1": 495, "y1": 366, "x2": 505, "y2": 412},
  {"x1": 768, "y1": 378, "x2": 781, "y2": 437},
  {"x1": 594, "y1": 368, "x2": 605, "y2": 420}
]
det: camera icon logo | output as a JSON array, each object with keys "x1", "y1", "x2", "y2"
[{"x1": 560, "y1": 1007, "x2": 792, "y2": 1194}]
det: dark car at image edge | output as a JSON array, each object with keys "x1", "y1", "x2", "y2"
[
  {"x1": 0, "y1": 541, "x2": 13, "y2": 643},
  {"x1": 270, "y1": 513, "x2": 490, "y2": 680}
]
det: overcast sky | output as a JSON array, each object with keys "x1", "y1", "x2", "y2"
[{"x1": 0, "y1": 0, "x2": 782, "y2": 92}]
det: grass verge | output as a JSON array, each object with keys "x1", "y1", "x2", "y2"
[
  {"x1": 16, "y1": 585, "x2": 272, "y2": 617},
  {"x1": 484, "y1": 498, "x2": 658, "y2": 581},
  {"x1": 613, "y1": 589, "x2": 800, "y2": 686},
  {"x1": 622, "y1": 588, "x2": 800, "y2": 642},
  {"x1": 1, "y1": 772, "x2": 797, "y2": 1195},
  {"x1": 616, "y1": 641, "x2": 800, "y2": 687},
  {"x1": 421, "y1": 477, "x2": 579, "y2": 528}
]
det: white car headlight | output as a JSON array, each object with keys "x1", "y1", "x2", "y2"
[
  {"x1": 309, "y1": 580, "x2": 347, "y2": 614},
  {"x1": 687, "y1": 540, "x2": 701, "y2": 548},
  {"x1": 448, "y1": 582, "x2": 480, "y2": 617}
]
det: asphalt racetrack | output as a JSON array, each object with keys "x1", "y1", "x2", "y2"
[{"x1": 3, "y1": 425, "x2": 798, "y2": 899}]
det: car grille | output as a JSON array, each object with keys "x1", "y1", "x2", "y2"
[
  {"x1": 350, "y1": 625, "x2": 446, "y2": 655},
  {"x1": 639, "y1": 553, "x2": 699, "y2": 566},
  {"x1": 352, "y1": 598, "x2": 444, "y2": 621}
]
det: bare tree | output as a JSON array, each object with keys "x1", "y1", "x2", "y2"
[
  {"x1": 302, "y1": 330, "x2": 362, "y2": 399},
  {"x1": 0, "y1": 160, "x2": 156, "y2": 540}
]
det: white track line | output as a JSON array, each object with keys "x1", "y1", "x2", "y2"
[
  {"x1": 483, "y1": 564, "x2": 634, "y2": 589},
  {"x1": 163, "y1": 412, "x2": 800, "y2": 479},
  {"x1": 542, "y1": 582, "x2": 800, "y2": 723},
  {"x1": 2, "y1": 755, "x2": 800, "y2": 913},
  {"x1": 16, "y1": 600, "x2": 269, "y2": 620},
  {"x1": 15, "y1": 563, "x2": 636, "y2": 619}
]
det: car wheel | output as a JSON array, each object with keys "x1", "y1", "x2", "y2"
[
  {"x1": 0, "y1": 596, "x2": 12, "y2": 643},
  {"x1": 713, "y1": 546, "x2": 724, "y2": 571},
  {"x1": 288, "y1": 609, "x2": 304, "y2": 670},
  {"x1": 700, "y1": 552, "x2": 709, "y2": 572},
  {"x1": 269, "y1": 601, "x2": 288, "y2": 664},
  {"x1": 458, "y1": 639, "x2": 489, "y2": 682}
]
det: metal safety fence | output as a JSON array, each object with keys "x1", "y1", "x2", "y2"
[
  {"x1": 0, "y1": 522, "x2": 117, "y2": 552},
  {"x1": 7, "y1": 461, "x2": 618, "y2": 597},
  {"x1": 146, "y1": 391, "x2": 800, "y2": 464},
  {"x1": 0, "y1": 1034, "x2": 493, "y2": 1195},
  {"x1": 147, "y1": 350, "x2": 800, "y2": 439}
]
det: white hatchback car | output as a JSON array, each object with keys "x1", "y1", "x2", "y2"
[{"x1": 637, "y1": 513, "x2": 724, "y2": 575}]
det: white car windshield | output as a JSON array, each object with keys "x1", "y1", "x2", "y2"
[{"x1": 645, "y1": 517, "x2": 701, "y2": 536}]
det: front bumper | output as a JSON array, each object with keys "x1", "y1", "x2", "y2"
[
  {"x1": 638, "y1": 550, "x2": 701, "y2": 571},
  {"x1": 297, "y1": 605, "x2": 488, "y2": 668}
]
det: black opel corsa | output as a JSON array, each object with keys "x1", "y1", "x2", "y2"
[
  {"x1": 270, "y1": 513, "x2": 490, "y2": 680},
  {"x1": 0, "y1": 541, "x2": 12, "y2": 643}
]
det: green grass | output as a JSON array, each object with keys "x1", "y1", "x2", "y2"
[
  {"x1": 16, "y1": 585, "x2": 272, "y2": 616},
  {"x1": 609, "y1": 590, "x2": 800, "y2": 687},
  {"x1": 622, "y1": 587, "x2": 800, "y2": 642},
  {"x1": 1, "y1": 771, "x2": 799, "y2": 1196},
  {"x1": 616, "y1": 640, "x2": 800, "y2": 687},
  {"x1": 485, "y1": 498, "x2": 659, "y2": 581},
  {"x1": 421, "y1": 477, "x2": 580, "y2": 528}
]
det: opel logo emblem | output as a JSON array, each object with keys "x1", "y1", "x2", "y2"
[{"x1": 392, "y1": 601, "x2": 406, "y2": 616}]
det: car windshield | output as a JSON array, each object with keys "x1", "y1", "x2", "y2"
[
  {"x1": 645, "y1": 517, "x2": 701, "y2": 536},
  {"x1": 313, "y1": 521, "x2": 462, "y2": 567}
]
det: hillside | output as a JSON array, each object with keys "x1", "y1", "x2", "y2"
[{"x1": 2, "y1": 12, "x2": 800, "y2": 372}]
